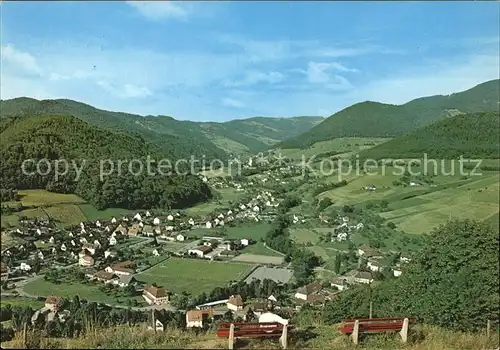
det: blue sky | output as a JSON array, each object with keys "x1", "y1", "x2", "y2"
[{"x1": 1, "y1": 1, "x2": 499, "y2": 121}]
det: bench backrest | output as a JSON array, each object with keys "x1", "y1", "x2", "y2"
[{"x1": 339, "y1": 317, "x2": 416, "y2": 334}]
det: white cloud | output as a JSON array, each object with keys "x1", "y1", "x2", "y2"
[
  {"x1": 97, "y1": 81, "x2": 152, "y2": 99},
  {"x1": 1, "y1": 38, "x2": 498, "y2": 121},
  {"x1": 126, "y1": 1, "x2": 191, "y2": 21},
  {"x1": 1, "y1": 44, "x2": 42, "y2": 75},
  {"x1": 223, "y1": 70, "x2": 285, "y2": 87},
  {"x1": 221, "y1": 98, "x2": 245, "y2": 109}
]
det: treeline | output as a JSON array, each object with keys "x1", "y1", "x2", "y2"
[
  {"x1": 263, "y1": 195, "x2": 322, "y2": 284},
  {"x1": 171, "y1": 278, "x2": 286, "y2": 310},
  {"x1": 0, "y1": 115, "x2": 212, "y2": 210},
  {"x1": 321, "y1": 219, "x2": 499, "y2": 333},
  {"x1": 0, "y1": 298, "x2": 150, "y2": 341}
]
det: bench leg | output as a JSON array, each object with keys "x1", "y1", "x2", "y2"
[
  {"x1": 280, "y1": 325, "x2": 288, "y2": 349},
  {"x1": 228, "y1": 323, "x2": 234, "y2": 350},
  {"x1": 351, "y1": 320, "x2": 359, "y2": 345},
  {"x1": 399, "y1": 318, "x2": 409, "y2": 343}
]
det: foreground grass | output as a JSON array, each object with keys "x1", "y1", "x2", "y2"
[{"x1": 2, "y1": 323, "x2": 498, "y2": 349}]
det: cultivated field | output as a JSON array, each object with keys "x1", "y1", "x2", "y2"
[
  {"x1": 279, "y1": 137, "x2": 390, "y2": 160},
  {"x1": 1, "y1": 189, "x2": 136, "y2": 229},
  {"x1": 313, "y1": 162, "x2": 500, "y2": 235},
  {"x1": 135, "y1": 257, "x2": 255, "y2": 293},
  {"x1": 244, "y1": 266, "x2": 293, "y2": 284},
  {"x1": 231, "y1": 253, "x2": 284, "y2": 265}
]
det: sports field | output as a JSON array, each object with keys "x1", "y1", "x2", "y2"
[{"x1": 135, "y1": 257, "x2": 255, "y2": 293}]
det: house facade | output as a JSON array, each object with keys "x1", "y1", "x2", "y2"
[
  {"x1": 227, "y1": 295, "x2": 244, "y2": 311},
  {"x1": 143, "y1": 285, "x2": 169, "y2": 305},
  {"x1": 186, "y1": 309, "x2": 214, "y2": 328}
]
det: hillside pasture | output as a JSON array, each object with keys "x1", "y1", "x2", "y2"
[
  {"x1": 44, "y1": 205, "x2": 88, "y2": 228},
  {"x1": 135, "y1": 257, "x2": 254, "y2": 293},
  {"x1": 279, "y1": 137, "x2": 390, "y2": 161}
]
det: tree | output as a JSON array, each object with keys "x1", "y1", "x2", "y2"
[
  {"x1": 377, "y1": 220, "x2": 499, "y2": 332},
  {"x1": 245, "y1": 307, "x2": 256, "y2": 322}
]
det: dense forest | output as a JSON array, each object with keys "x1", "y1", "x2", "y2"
[
  {"x1": 357, "y1": 111, "x2": 500, "y2": 160},
  {"x1": 278, "y1": 79, "x2": 500, "y2": 149},
  {"x1": 0, "y1": 115, "x2": 212, "y2": 210},
  {"x1": 0, "y1": 98, "x2": 322, "y2": 156}
]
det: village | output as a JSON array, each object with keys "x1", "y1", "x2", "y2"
[{"x1": 1, "y1": 159, "x2": 413, "y2": 338}]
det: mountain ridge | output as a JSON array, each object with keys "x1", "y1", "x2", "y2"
[
  {"x1": 276, "y1": 79, "x2": 500, "y2": 149},
  {"x1": 0, "y1": 97, "x2": 323, "y2": 157}
]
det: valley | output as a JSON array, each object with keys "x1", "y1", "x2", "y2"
[{"x1": 1, "y1": 80, "x2": 499, "y2": 349}]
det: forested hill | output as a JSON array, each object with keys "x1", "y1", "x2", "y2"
[
  {"x1": 277, "y1": 79, "x2": 500, "y2": 149},
  {"x1": 0, "y1": 115, "x2": 212, "y2": 210},
  {"x1": 0, "y1": 98, "x2": 323, "y2": 156},
  {"x1": 357, "y1": 111, "x2": 500, "y2": 160}
]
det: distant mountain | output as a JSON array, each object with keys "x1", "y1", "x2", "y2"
[
  {"x1": 0, "y1": 115, "x2": 212, "y2": 210},
  {"x1": 277, "y1": 79, "x2": 500, "y2": 149},
  {"x1": 357, "y1": 111, "x2": 500, "y2": 160},
  {"x1": 0, "y1": 98, "x2": 323, "y2": 157}
]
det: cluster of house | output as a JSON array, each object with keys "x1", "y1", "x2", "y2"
[
  {"x1": 186, "y1": 236, "x2": 250, "y2": 259},
  {"x1": 330, "y1": 215, "x2": 365, "y2": 242}
]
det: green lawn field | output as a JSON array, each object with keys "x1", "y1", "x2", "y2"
[
  {"x1": 135, "y1": 257, "x2": 255, "y2": 294},
  {"x1": 23, "y1": 279, "x2": 144, "y2": 306}
]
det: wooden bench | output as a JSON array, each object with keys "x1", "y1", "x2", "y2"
[
  {"x1": 339, "y1": 317, "x2": 416, "y2": 344},
  {"x1": 217, "y1": 322, "x2": 291, "y2": 349}
]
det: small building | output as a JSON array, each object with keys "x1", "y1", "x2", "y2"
[
  {"x1": 330, "y1": 277, "x2": 348, "y2": 291},
  {"x1": 93, "y1": 270, "x2": 116, "y2": 283},
  {"x1": 113, "y1": 275, "x2": 135, "y2": 288},
  {"x1": 188, "y1": 245, "x2": 213, "y2": 258},
  {"x1": 353, "y1": 271, "x2": 373, "y2": 284},
  {"x1": 367, "y1": 260, "x2": 382, "y2": 272},
  {"x1": 393, "y1": 268, "x2": 402, "y2": 277},
  {"x1": 1, "y1": 264, "x2": 10, "y2": 281},
  {"x1": 294, "y1": 283, "x2": 322, "y2": 301},
  {"x1": 143, "y1": 285, "x2": 169, "y2": 305},
  {"x1": 357, "y1": 244, "x2": 382, "y2": 258},
  {"x1": 227, "y1": 295, "x2": 244, "y2": 311},
  {"x1": 240, "y1": 239, "x2": 249, "y2": 246},
  {"x1": 128, "y1": 223, "x2": 141, "y2": 236},
  {"x1": 176, "y1": 234, "x2": 185, "y2": 242},
  {"x1": 143, "y1": 225, "x2": 155, "y2": 237},
  {"x1": 114, "y1": 224, "x2": 127, "y2": 235},
  {"x1": 79, "y1": 255, "x2": 94, "y2": 267},
  {"x1": 106, "y1": 261, "x2": 135, "y2": 276},
  {"x1": 185, "y1": 309, "x2": 214, "y2": 328},
  {"x1": 45, "y1": 296, "x2": 61, "y2": 311}
]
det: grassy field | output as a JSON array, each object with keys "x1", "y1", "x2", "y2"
[
  {"x1": 280, "y1": 137, "x2": 390, "y2": 160},
  {"x1": 290, "y1": 228, "x2": 321, "y2": 244},
  {"x1": 22, "y1": 279, "x2": 144, "y2": 306},
  {"x1": 135, "y1": 257, "x2": 255, "y2": 294},
  {"x1": 5, "y1": 190, "x2": 86, "y2": 207},
  {"x1": 45, "y1": 205, "x2": 88, "y2": 227},
  {"x1": 0, "y1": 297, "x2": 44, "y2": 309},
  {"x1": 312, "y1": 161, "x2": 499, "y2": 235},
  {"x1": 78, "y1": 204, "x2": 134, "y2": 222},
  {"x1": 240, "y1": 242, "x2": 283, "y2": 256},
  {"x1": 1, "y1": 190, "x2": 140, "y2": 229}
]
